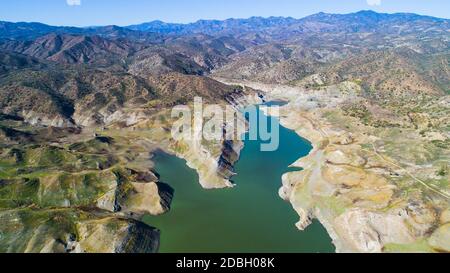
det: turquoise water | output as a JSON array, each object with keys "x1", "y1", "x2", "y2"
[{"x1": 143, "y1": 105, "x2": 335, "y2": 253}]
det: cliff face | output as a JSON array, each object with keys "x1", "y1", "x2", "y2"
[{"x1": 176, "y1": 90, "x2": 264, "y2": 189}]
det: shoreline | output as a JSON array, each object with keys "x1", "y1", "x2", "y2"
[
  {"x1": 215, "y1": 77, "x2": 448, "y2": 253},
  {"x1": 215, "y1": 78, "x2": 344, "y2": 251},
  {"x1": 145, "y1": 104, "x2": 334, "y2": 253}
]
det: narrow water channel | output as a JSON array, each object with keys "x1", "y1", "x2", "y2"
[{"x1": 143, "y1": 104, "x2": 335, "y2": 253}]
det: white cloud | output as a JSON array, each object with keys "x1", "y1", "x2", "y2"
[
  {"x1": 67, "y1": 0, "x2": 81, "y2": 6},
  {"x1": 367, "y1": 0, "x2": 382, "y2": 6}
]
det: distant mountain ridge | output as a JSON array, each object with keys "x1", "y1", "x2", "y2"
[
  {"x1": 127, "y1": 10, "x2": 448, "y2": 35},
  {"x1": 0, "y1": 21, "x2": 162, "y2": 41},
  {"x1": 127, "y1": 16, "x2": 299, "y2": 34},
  {"x1": 1, "y1": 10, "x2": 448, "y2": 40}
]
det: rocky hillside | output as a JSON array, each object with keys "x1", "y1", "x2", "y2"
[
  {"x1": 0, "y1": 48, "x2": 245, "y2": 128},
  {"x1": 0, "y1": 34, "x2": 141, "y2": 66},
  {"x1": 300, "y1": 49, "x2": 450, "y2": 96}
]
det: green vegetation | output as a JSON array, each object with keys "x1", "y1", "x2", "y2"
[{"x1": 383, "y1": 239, "x2": 434, "y2": 253}]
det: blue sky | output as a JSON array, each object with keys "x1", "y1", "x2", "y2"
[{"x1": 0, "y1": 0, "x2": 448, "y2": 26}]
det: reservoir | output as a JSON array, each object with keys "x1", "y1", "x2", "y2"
[{"x1": 143, "y1": 104, "x2": 335, "y2": 253}]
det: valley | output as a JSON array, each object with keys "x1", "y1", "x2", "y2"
[{"x1": 0, "y1": 10, "x2": 448, "y2": 253}]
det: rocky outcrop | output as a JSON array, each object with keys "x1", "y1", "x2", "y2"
[
  {"x1": 116, "y1": 169, "x2": 174, "y2": 217},
  {"x1": 217, "y1": 140, "x2": 243, "y2": 180},
  {"x1": 332, "y1": 208, "x2": 415, "y2": 252},
  {"x1": 170, "y1": 139, "x2": 239, "y2": 189},
  {"x1": 150, "y1": 87, "x2": 266, "y2": 189},
  {"x1": 75, "y1": 216, "x2": 160, "y2": 253}
]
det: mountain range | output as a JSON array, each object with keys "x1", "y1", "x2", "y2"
[
  {"x1": 0, "y1": 10, "x2": 448, "y2": 126},
  {"x1": 0, "y1": 10, "x2": 449, "y2": 253},
  {"x1": 2, "y1": 10, "x2": 448, "y2": 38}
]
